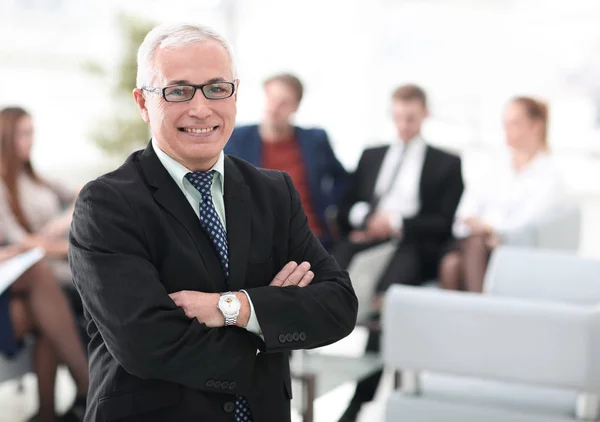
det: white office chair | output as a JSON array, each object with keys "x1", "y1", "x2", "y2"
[{"x1": 382, "y1": 246, "x2": 600, "y2": 422}]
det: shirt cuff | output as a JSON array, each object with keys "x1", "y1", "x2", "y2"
[
  {"x1": 388, "y1": 211, "x2": 404, "y2": 233},
  {"x1": 349, "y1": 202, "x2": 371, "y2": 228},
  {"x1": 240, "y1": 290, "x2": 263, "y2": 338},
  {"x1": 453, "y1": 220, "x2": 471, "y2": 238}
]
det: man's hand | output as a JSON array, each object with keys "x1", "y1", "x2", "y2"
[
  {"x1": 366, "y1": 212, "x2": 393, "y2": 240},
  {"x1": 270, "y1": 261, "x2": 314, "y2": 287},
  {"x1": 349, "y1": 230, "x2": 371, "y2": 244},
  {"x1": 463, "y1": 217, "x2": 492, "y2": 236},
  {"x1": 169, "y1": 291, "x2": 223, "y2": 327}
]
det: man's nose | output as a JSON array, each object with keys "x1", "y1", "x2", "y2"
[{"x1": 188, "y1": 91, "x2": 213, "y2": 119}]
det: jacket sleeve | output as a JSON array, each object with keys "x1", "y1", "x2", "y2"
[
  {"x1": 336, "y1": 150, "x2": 370, "y2": 235},
  {"x1": 244, "y1": 173, "x2": 358, "y2": 352},
  {"x1": 68, "y1": 179, "x2": 258, "y2": 395},
  {"x1": 321, "y1": 131, "x2": 349, "y2": 207},
  {"x1": 223, "y1": 129, "x2": 241, "y2": 156},
  {"x1": 402, "y1": 156, "x2": 464, "y2": 239}
]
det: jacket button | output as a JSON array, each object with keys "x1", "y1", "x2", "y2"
[
  {"x1": 214, "y1": 381, "x2": 222, "y2": 388},
  {"x1": 206, "y1": 380, "x2": 214, "y2": 388},
  {"x1": 221, "y1": 381, "x2": 229, "y2": 389},
  {"x1": 223, "y1": 401, "x2": 235, "y2": 413},
  {"x1": 229, "y1": 382, "x2": 236, "y2": 390},
  {"x1": 299, "y1": 332, "x2": 307, "y2": 341},
  {"x1": 292, "y1": 332, "x2": 300, "y2": 341},
  {"x1": 278, "y1": 334, "x2": 287, "y2": 343},
  {"x1": 286, "y1": 333, "x2": 294, "y2": 342}
]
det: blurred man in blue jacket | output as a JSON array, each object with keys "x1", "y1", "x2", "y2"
[{"x1": 225, "y1": 73, "x2": 348, "y2": 250}]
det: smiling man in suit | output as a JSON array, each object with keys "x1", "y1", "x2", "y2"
[
  {"x1": 335, "y1": 84, "x2": 464, "y2": 422},
  {"x1": 68, "y1": 23, "x2": 357, "y2": 422},
  {"x1": 224, "y1": 73, "x2": 348, "y2": 250}
]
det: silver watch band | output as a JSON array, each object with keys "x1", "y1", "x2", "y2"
[{"x1": 224, "y1": 315, "x2": 237, "y2": 326}]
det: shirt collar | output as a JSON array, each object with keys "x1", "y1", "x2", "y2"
[
  {"x1": 151, "y1": 138, "x2": 225, "y2": 193},
  {"x1": 392, "y1": 135, "x2": 424, "y2": 153}
]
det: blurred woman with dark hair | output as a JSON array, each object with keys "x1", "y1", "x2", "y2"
[
  {"x1": 0, "y1": 107, "x2": 87, "y2": 420},
  {"x1": 0, "y1": 107, "x2": 78, "y2": 281},
  {"x1": 439, "y1": 97, "x2": 566, "y2": 292}
]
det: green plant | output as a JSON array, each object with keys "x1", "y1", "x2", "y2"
[{"x1": 89, "y1": 14, "x2": 154, "y2": 156}]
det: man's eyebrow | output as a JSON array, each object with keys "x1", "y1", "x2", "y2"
[
  {"x1": 204, "y1": 77, "x2": 227, "y2": 84},
  {"x1": 165, "y1": 77, "x2": 227, "y2": 85},
  {"x1": 165, "y1": 79, "x2": 190, "y2": 85}
]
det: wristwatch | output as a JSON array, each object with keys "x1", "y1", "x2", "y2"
[{"x1": 217, "y1": 292, "x2": 241, "y2": 326}]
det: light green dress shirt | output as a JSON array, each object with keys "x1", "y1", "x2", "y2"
[{"x1": 152, "y1": 139, "x2": 262, "y2": 336}]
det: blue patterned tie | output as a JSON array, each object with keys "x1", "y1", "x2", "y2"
[{"x1": 185, "y1": 170, "x2": 253, "y2": 422}]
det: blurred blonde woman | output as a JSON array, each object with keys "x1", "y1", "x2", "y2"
[{"x1": 439, "y1": 97, "x2": 565, "y2": 292}]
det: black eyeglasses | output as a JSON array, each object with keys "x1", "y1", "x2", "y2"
[{"x1": 142, "y1": 82, "x2": 236, "y2": 102}]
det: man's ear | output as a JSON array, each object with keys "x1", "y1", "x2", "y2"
[
  {"x1": 133, "y1": 88, "x2": 150, "y2": 123},
  {"x1": 233, "y1": 79, "x2": 240, "y2": 102}
]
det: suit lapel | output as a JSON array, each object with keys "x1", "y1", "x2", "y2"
[
  {"x1": 418, "y1": 145, "x2": 434, "y2": 204},
  {"x1": 247, "y1": 127, "x2": 263, "y2": 167},
  {"x1": 223, "y1": 157, "x2": 251, "y2": 292},
  {"x1": 367, "y1": 146, "x2": 389, "y2": 201},
  {"x1": 139, "y1": 144, "x2": 227, "y2": 291},
  {"x1": 295, "y1": 126, "x2": 311, "y2": 167}
]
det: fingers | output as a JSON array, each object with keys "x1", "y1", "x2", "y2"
[
  {"x1": 349, "y1": 230, "x2": 368, "y2": 243},
  {"x1": 169, "y1": 291, "x2": 187, "y2": 309},
  {"x1": 169, "y1": 291, "x2": 192, "y2": 318},
  {"x1": 282, "y1": 261, "x2": 311, "y2": 287},
  {"x1": 297, "y1": 270, "x2": 314, "y2": 287},
  {"x1": 270, "y1": 261, "x2": 299, "y2": 286},
  {"x1": 271, "y1": 261, "x2": 314, "y2": 287}
]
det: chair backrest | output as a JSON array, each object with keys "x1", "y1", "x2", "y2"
[
  {"x1": 535, "y1": 203, "x2": 581, "y2": 251},
  {"x1": 501, "y1": 203, "x2": 581, "y2": 251},
  {"x1": 484, "y1": 246, "x2": 600, "y2": 306},
  {"x1": 382, "y1": 285, "x2": 600, "y2": 393},
  {"x1": 347, "y1": 240, "x2": 397, "y2": 324}
]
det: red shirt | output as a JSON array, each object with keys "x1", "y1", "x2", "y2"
[{"x1": 262, "y1": 137, "x2": 325, "y2": 238}]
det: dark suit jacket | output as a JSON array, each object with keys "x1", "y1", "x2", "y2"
[
  {"x1": 338, "y1": 144, "x2": 464, "y2": 254},
  {"x1": 224, "y1": 125, "x2": 348, "y2": 242},
  {"x1": 68, "y1": 144, "x2": 357, "y2": 422}
]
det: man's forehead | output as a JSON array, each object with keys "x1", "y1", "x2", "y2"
[
  {"x1": 152, "y1": 43, "x2": 233, "y2": 84},
  {"x1": 392, "y1": 99, "x2": 426, "y2": 112}
]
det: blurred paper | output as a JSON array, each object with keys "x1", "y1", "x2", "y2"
[{"x1": 0, "y1": 247, "x2": 45, "y2": 295}]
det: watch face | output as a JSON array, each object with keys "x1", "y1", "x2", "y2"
[{"x1": 219, "y1": 295, "x2": 240, "y2": 315}]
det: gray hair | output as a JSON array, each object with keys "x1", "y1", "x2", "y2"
[{"x1": 136, "y1": 23, "x2": 237, "y2": 89}]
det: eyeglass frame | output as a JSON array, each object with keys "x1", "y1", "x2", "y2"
[{"x1": 141, "y1": 81, "x2": 237, "y2": 102}]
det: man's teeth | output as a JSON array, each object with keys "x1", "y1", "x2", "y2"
[{"x1": 182, "y1": 127, "x2": 215, "y2": 133}]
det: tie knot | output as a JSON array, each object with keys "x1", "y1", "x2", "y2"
[{"x1": 185, "y1": 170, "x2": 215, "y2": 195}]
